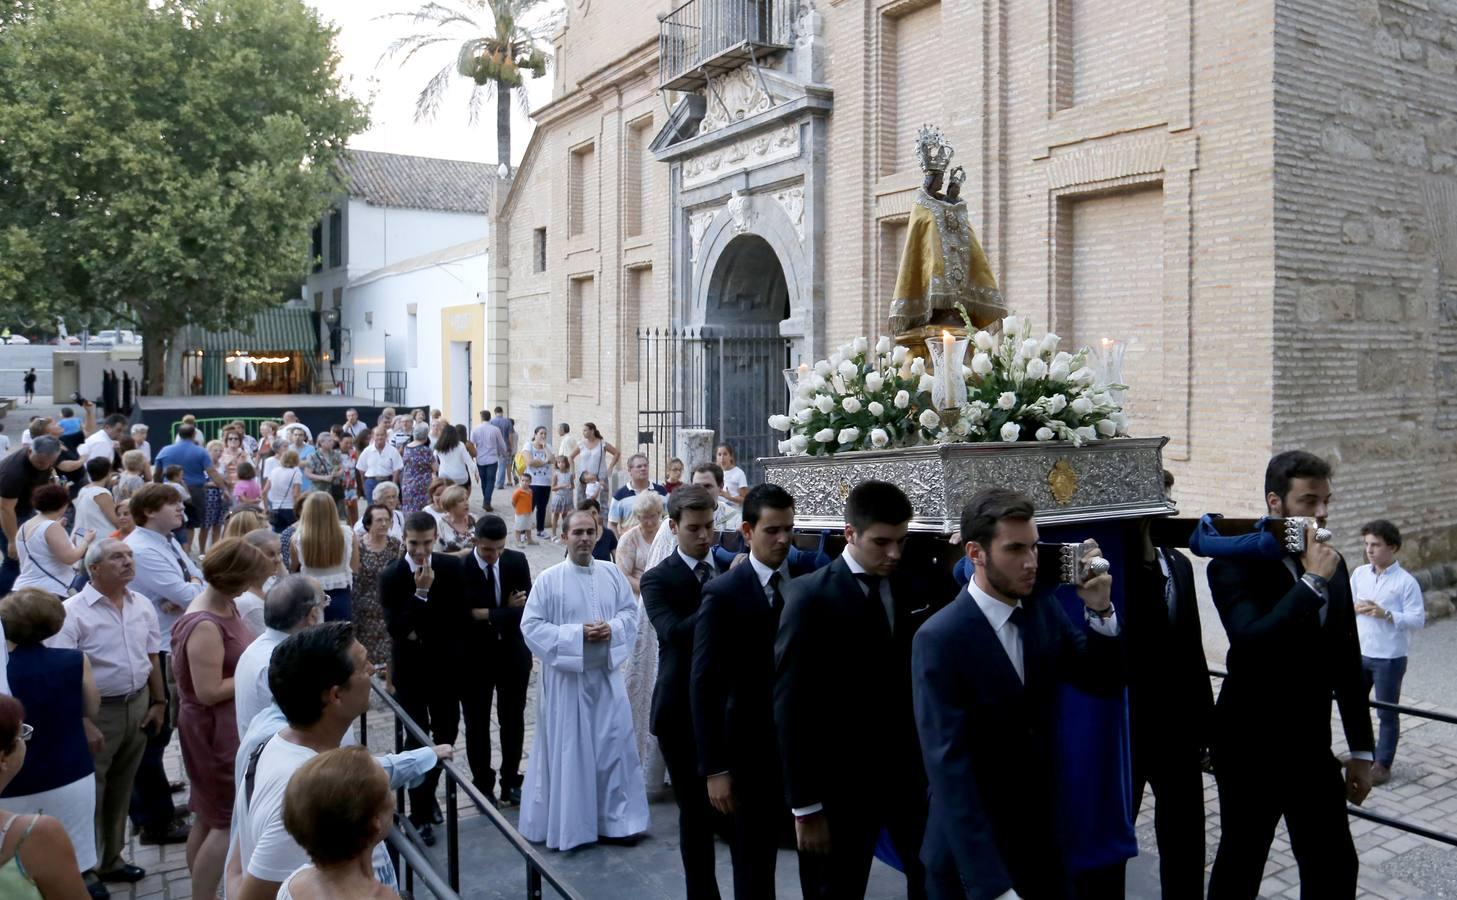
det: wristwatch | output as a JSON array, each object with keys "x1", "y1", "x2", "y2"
[{"x1": 1301, "y1": 572, "x2": 1329, "y2": 595}]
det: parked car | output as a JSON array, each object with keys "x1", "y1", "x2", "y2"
[{"x1": 5, "y1": 335, "x2": 30, "y2": 345}]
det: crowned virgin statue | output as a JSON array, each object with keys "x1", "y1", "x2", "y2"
[{"x1": 888, "y1": 126, "x2": 1007, "y2": 340}]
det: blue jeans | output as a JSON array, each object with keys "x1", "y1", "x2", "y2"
[
  {"x1": 363, "y1": 477, "x2": 384, "y2": 505},
  {"x1": 1362, "y1": 655, "x2": 1408, "y2": 767},
  {"x1": 324, "y1": 587, "x2": 352, "y2": 622},
  {"x1": 477, "y1": 463, "x2": 498, "y2": 507},
  {"x1": 495, "y1": 457, "x2": 512, "y2": 490}
]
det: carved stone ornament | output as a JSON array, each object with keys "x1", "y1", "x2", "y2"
[
  {"x1": 682, "y1": 124, "x2": 801, "y2": 190},
  {"x1": 761, "y1": 437, "x2": 1174, "y2": 532},
  {"x1": 688, "y1": 207, "x2": 718, "y2": 263},
  {"x1": 699, "y1": 66, "x2": 776, "y2": 135},
  {"x1": 772, "y1": 186, "x2": 805, "y2": 240},
  {"x1": 727, "y1": 190, "x2": 757, "y2": 235}
]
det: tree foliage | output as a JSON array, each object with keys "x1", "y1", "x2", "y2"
[{"x1": 0, "y1": 0, "x2": 367, "y2": 389}]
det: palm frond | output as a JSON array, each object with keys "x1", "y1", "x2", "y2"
[
  {"x1": 513, "y1": 83, "x2": 534, "y2": 119},
  {"x1": 377, "y1": 33, "x2": 459, "y2": 69},
  {"x1": 374, "y1": 1, "x2": 479, "y2": 30},
  {"x1": 413, "y1": 59, "x2": 461, "y2": 123}
]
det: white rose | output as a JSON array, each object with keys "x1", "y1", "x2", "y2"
[
  {"x1": 1092, "y1": 392, "x2": 1111, "y2": 406},
  {"x1": 778, "y1": 439, "x2": 794, "y2": 453},
  {"x1": 1038, "y1": 333, "x2": 1060, "y2": 355},
  {"x1": 1070, "y1": 366, "x2": 1095, "y2": 384},
  {"x1": 796, "y1": 379, "x2": 817, "y2": 398},
  {"x1": 865, "y1": 372, "x2": 884, "y2": 393},
  {"x1": 837, "y1": 359, "x2": 858, "y2": 381},
  {"x1": 917, "y1": 374, "x2": 937, "y2": 394},
  {"x1": 795, "y1": 407, "x2": 815, "y2": 425},
  {"x1": 919, "y1": 409, "x2": 942, "y2": 429},
  {"x1": 1000, "y1": 422, "x2": 1021, "y2": 442},
  {"x1": 1049, "y1": 360, "x2": 1071, "y2": 382},
  {"x1": 876, "y1": 335, "x2": 892, "y2": 354},
  {"x1": 910, "y1": 356, "x2": 926, "y2": 376},
  {"x1": 814, "y1": 360, "x2": 832, "y2": 378},
  {"x1": 1096, "y1": 418, "x2": 1117, "y2": 437},
  {"x1": 842, "y1": 396, "x2": 862, "y2": 414},
  {"x1": 810, "y1": 373, "x2": 827, "y2": 391},
  {"x1": 1020, "y1": 338, "x2": 1040, "y2": 359},
  {"x1": 971, "y1": 352, "x2": 993, "y2": 376},
  {"x1": 837, "y1": 427, "x2": 860, "y2": 446},
  {"x1": 867, "y1": 401, "x2": 885, "y2": 418},
  {"x1": 973, "y1": 330, "x2": 995, "y2": 351},
  {"x1": 1111, "y1": 411, "x2": 1130, "y2": 435},
  {"x1": 997, "y1": 391, "x2": 1017, "y2": 410},
  {"x1": 953, "y1": 418, "x2": 971, "y2": 436},
  {"x1": 1070, "y1": 396, "x2": 1094, "y2": 416},
  {"x1": 814, "y1": 428, "x2": 836, "y2": 444},
  {"x1": 1075, "y1": 425, "x2": 1097, "y2": 442},
  {"x1": 870, "y1": 428, "x2": 889, "y2": 448},
  {"x1": 1052, "y1": 351, "x2": 1074, "y2": 367},
  {"x1": 790, "y1": 434, "x2": 809, "y2": 453},
  {"x1": 1025, "y1": 358, "x2": 1048, "y2": 380},
  {"x1": 768, "y1": 414, "x2": 793, "y2": 432},
  {"x1": 1002, "y1": 316, "x2": 1022, "y2": 338},
  {"x1": 1047, "y1": 393, "x2": 1068, "y2": 414},
  {"x1": 891, "y1": 345, "x2": 910, "y2": 365},
  {"x1": 853, "y1": 336, "x2": 869, "y2": 354},
  {"x1": 894, "y1": 390, "x2": 911, "y2": 409},
  {"x1": 828, "y1": 351, "x2": 844, "y2": 369},
  {"x1": 814, "y1": 395, "x2": 835, "y2": 414},
  {"x1": 1035, "y1": 426, "x2": 1055, "y2": 442}
]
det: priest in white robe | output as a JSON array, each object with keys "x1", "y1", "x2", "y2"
[{"x1": 520, "y1": 508, "x2": 651, "y2": 850}]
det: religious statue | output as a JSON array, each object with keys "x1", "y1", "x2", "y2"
[{"x1": 888, "y1": 126, "x2": 1007, "y2": 341}]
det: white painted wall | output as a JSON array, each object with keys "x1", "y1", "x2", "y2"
[{"x1": 344, "y1": 202, "x2": 488, "y2": 275}]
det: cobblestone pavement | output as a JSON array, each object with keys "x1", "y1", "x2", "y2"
[{"x1": 105, "y1": 497, "x2": 1457, "y2": 898}]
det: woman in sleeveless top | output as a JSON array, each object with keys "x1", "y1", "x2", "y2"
[
  {"x1": 0, "y1": 694, "x2": 92, "y2": 899},
  {"x1": 72, "y1": 459, "x2": 118, "y2": 541},
  {"x1": 0, "y1": 590, "x2": 101, "y2": 877},
  {"x1": 14, "y1": 485, "x2": 94, "y2": 598},
  {"x1": 278, "y1": 747, "x2": 399, "y2": 900},
  {"x1": 569, "y1": 422, "x2": 619, "y2": 505},
  {"x1": 171, "y1": 538, "x2": 268, "y2": 900},
  {"x1": 291, "y1": 492, "x2": 359, "y2": 621}
]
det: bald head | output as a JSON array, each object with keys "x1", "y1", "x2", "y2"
[{"x1": 264, "y1": 575, "x2": 325, "y2": 633}]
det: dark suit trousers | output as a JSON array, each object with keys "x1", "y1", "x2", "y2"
[
  {"x1": 1130, "y1": 733, "x2": 1206, "y2": 900},
  {"x1": 658, "y1": 724, "x2": 722, "y2": 899},
  {"x1": 459, "y1": 640, "x2": 530, "y2": 793},
  {"x1": 1209, "y1": 748, "x2": 1356, "y2": 900},
  {"x1": 799, "y1": 798, "x2": 927, "y2": 900},
  {"x1": 727, "y1": 768, "x2": 781, "y2": 899},
  {"x1": 396, "y1": 656, "x2": 462, "y2": 822}
]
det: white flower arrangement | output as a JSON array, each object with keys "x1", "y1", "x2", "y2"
[{"x1": 771, "y1": 315, "x2": 1129, "y2": 455}]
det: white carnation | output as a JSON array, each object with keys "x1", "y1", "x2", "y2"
[
  {"x1": 910, "y1": 356, "x2": 926, "y2": 376},
  {"x1": 973, "y1": 330, "x2": 995, "y2": 351},
  {"x1": 1049, "y1": 360, "x2": 1071, "y2": 382},
  {"x1": 876, "y1": 335, "x2": 892, "y2": 354},
  {"x1": 1038, "y1": 333, "x2": 1060, "y2": 355},
  {"x1": 837, "y1": 427, "x2": 860, "y2": 446},
  {"x1": 1070, "y1": 396, "x2": 1094, "y2": 416},
  {"x1": 795, "y1": 407, "x2": 815, "y2": 424},
  {"x1": 917, "y1": 374, "x2": 937, "y2": 394},
  {"x1": 870, "y1": 427, "x2": 890, "y2": 448},
  {"x1": 815, "y1": 395, "x2": 835, "y2": 414},
  {"x1": 971, "y1": 352, "x2": 993, "y2": 376},
  {"x1": 894, "y1": 390, "x2": 911, "y2": 409},
  {"x1": 867, "y1": 401, "x2": 885, "y2": 418},
  {"x1": 891, "y1": 345, "x2": 910, "y2": 365},
  {"x1": 814, "y1": 360, "x2": 833, "y2": 378},
  {"x1": 1025, "y1": 358, "x2": 1048, "y2": 380},
  {"x1": 1035, "y1": 426, "x2": 1055, "y2": 442},
  {"x1": 768, "y1": 414, "x2": 793, "y2": 431},
  {"x1": 789, "y1": 434, "x2": 809, "y2": 453},
  {"x1": 853, "y1": 336, "x2": 869, "y2": 354},
  {"x1": 919, "y1": 409, "x2": 942, "y2": 429},
  {"x1": 1075, "y1": 425, "x2": 1097, "y2": 442},
  {"x1": 1096, "y1": 418, "x2": 1117, "y2": 437},
  {"x1": 1000, "y1": 422, "x2": 1021, "y2": 442},
  {"x1": 1047, "y1": 393, "x2": 1068, "y2": 414},
  {"x1": 814, "y1": 428, "x2": 837, "y2": 444},
  {"x1": 1002, "y1": 316, "x2": 1021, "y2": 338},
  {"x1": 842, "y1": 397, "x2": 862, "y2": 414},
  {"x1": 997, "y1": 392, "x2": 1017, "y2": 410},
  {"x1": 865, "y1": 372, "x2": 884, "y2": 393}
]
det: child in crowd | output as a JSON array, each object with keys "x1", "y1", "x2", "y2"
[
  {"x1": 339, "y1": 433, "x2": 359, "y2": 525},
  {"x1": 512, "y1": 474, "x2": 536, "y2": 546},
  {"x1": 114, "y1": 449, "x2": 149, "y2": 502},
  {"x1": 233, "y1": 461, "x2": 262, "y2": 512},
  {"x1": 580, "y1": 470, "x2": 601, "y2": 502},
  {"x1": 110, "y1": 498, "x2": 135, "y2": 539},
  {"x1": 664, "y1": 457, "x2": 685, "y2": 493},
  {"x1": 548, "y1": 456, "x2": 574, "y2": 539},
  {"x1": 163, "y1": 465, "x2": 189, "y2": 500}
]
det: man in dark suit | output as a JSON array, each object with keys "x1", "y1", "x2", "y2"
[
  {"x1": 380, "y1": 510, "x2": 469, "y2": 845},
  {"x1": 1124, "y1": 470, "x2": 1212, "y2": 899},
  {"x1": 693, "y1": 483, "x2": 799, "y2": 898},
  {"x1": 641, "y1": 485, "x2": 724, "y2": 899},
  {"x1": 775, "y1": 480, "x2": 951, "y2": 900},
  {"x1": 1207, "y1": 451, "x2": 1373, "y2": 899},
  {"x1": 459, "y1": 514, "x2": 534, "y2": 806},
  {"x1": 912, "y1": 488, "x2": 1122, "y2": 900}
]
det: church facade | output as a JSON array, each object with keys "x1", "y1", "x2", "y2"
[{"x1": 491, "y1": 0, "x2": 1457, "y2": 571}]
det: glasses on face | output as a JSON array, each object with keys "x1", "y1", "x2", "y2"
[{"x1": 19, "y1": 723, "x2": 33, "y2": 742}]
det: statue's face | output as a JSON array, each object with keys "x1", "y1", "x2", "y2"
[{"x1": 926, "y1": 172, "x2": 944, "y2": 194}]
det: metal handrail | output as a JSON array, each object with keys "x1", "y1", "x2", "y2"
[
  {"x1": 1206, "y1": 667, "x2": 1457, "y2": 846},
  {"x1": 361, "y1": 678, "x2": 588, "y2": 900},
  {"x1": 385, "y1": 827, "x2": 461, "y2": 899}
]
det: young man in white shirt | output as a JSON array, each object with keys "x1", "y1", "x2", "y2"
[
  {"x1": 355, "y1": 427, "x2": 403, "y2": 502},
  {"x1": 1350, "y1": 518, "x2": 1426, "y2": 785}
]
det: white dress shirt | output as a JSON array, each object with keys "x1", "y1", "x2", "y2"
[
  {"x1": 677, "y1": 547, "x2": 718, "y2": 580},
  {"x1": 473, "y1": 551, "x2": 503, "y2": 606},
  {"x1": 126, "y1": 526, "x2": 204, "y2": 635},
  {"x1": 966, "y1": 575, "x2": 1121, "y2": 685},
  {"x1": 747, "y1": 553, "x2": 789, "y2": 602},
  {"x1": 1351, "y1": 561, "x2": 1425, "y2": 659},
  {"x1": 233, "y1": 627, "x2": 288, "y2": 733},
  {"x1": 48, "y1": 583, "x2": 162, "y2": 697},
  {"x1": 79, "y1": 427, "x2": 116, "y2": 463},
  {"x1": 357, "y1": 444, "x2": 403, "y2": 479}
]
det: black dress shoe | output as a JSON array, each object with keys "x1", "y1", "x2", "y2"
[
  {"x1": 96, "y1": 864, "x2": 146, "y2": 883},
  {"x1": 416, "y1": 823, "x2": 436, "y2": 847},
  {"x1": 597, "y1": 833, "x2": 642, "y2": 847},
  {"x1": 138, "y1": 821, "x2": 190, "y2": 845},
  {"x1": 430, "y1": 802, "x2": 444, "y2": 825},
  {"x1": 86, "y1": 880, "x2": 111, "y2": 899},
  {"x1": 500, "y1": 785, "x2": 522, "y2": 807}
]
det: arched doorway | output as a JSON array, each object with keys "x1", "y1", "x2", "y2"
[{"x1": 701, "y1": 234, "x2": 790, "y2": 478}]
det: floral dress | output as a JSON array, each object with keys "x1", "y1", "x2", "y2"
[
  {"x1": 434, "y1": 513, "x2": 476, "y2": 554},
  {"x1": 400, "y1": 443, "x2": 434, "y2": 512},
  {"x1": 352, "y1": 535, "x2": 400, "y2": 668},
  {"x1": 308, "y1": 447, "x2": 345, "y2": 517}
]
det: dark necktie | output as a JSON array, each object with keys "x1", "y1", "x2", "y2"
[
  {"x1": 694, "y1": 561, "x2": 713, "y2": 586},
  {"x1": 169, "y1": 542, "x2": 192, "y2": 581},
  {"x1": 768, "y1": 571, "x2": 785, "y2": 614},
  {"x1": 855, "y1": 572, "x2": 891, "y2": 629},
  {"x1": 1008, "y1": 604, "x2": 1028, "y2": 632},
  {"x1": 483, "y1": 560, "x2": 498, "y2": 608}
]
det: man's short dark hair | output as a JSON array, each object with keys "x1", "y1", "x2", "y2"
[
  {"x1": 1361, "y1": 519, "x2": 1402, "y2": 549},
  {"x1": 494, "y1": 406, "x2": 504, "y2": 414},
  {"x1": 845, "y1": 480, "x2": 913, "y2": 532},
  {"x1": 103, "y1": 414, "x2": 128, "y2": 430},
  {"x1": 404, "y1": 511, "x2": 437, "y2": 535},
  {"x1": 265, "y1": 574, "x2": 324, "y2": 632},
  {"x1": 691, "y1": 462, "x2": 724, "y2": 487},
  {"x1": 667, "y1": 484, "x2": 716, "y2": 522},
  {"x1": 480, "y1": 409, "x2": 492, "y2": 421},
  {"x1": 1264, "y1": 450, "x2": 1333, "y2": 503},
  {"x1": 475, "y1": 514, "x2": 508, "y2": 541},
  {"x1": 575, "y1": 498, "x2": 601, "y2": 514},
  {"x1": 60, "y1": 407, "x2": 74, "y2": 418},
  {"x1": 85, "y1": 456, "x2": 112, "y2": 482},
  {"x1": 269, "y1": 622, "x2": 357, "y2": 727},
  {"x1": 743, "y1": 484, "x2": 794, "y2": 528},
  {"x1": 177, "y1": 424, "x2": 197, "y2": 440},
  {"x1": 30, "y1": 436, "x2": 60, "y2": 456},
  {"x1": 960, "y1": 488, "x2": 1037, "y2": 550}
]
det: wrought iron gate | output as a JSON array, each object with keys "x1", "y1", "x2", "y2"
[{"x1": 636, "y1": 324, "x2": 790, "y2": 482}]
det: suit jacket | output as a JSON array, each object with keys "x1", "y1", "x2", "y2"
[
  {"x1": 691, "y1": 558, "x2": 782, "y2": 780},
  {"x1": 1208, "y1": 553, "x2": 1372, "y2": 756},
  {"x1": 1123, "y1": 548, "x2": 1213, "y2": 752},
  {"x1": 774, "y1": 554, "x2": 952, "y2": 813},
  {"x1": 912, "y1": 588, "x2": 1123, "y2": 900},
  {"x1": 641, "y1": 552, "x2": 713, "y2": 740},
  {"x1": 460, "y1": 548, "x2": 533, "y2": 667},
  {"x1": 380, "y1": 553, "x2": 469, "y2": 681}
]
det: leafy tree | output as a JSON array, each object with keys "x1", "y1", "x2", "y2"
[
  {"x1": 0, "y1": 0, "x2": 367, "y2": 392},
  {"x1": 380, "y1": 0, "x2": 556, "y2": 168}
]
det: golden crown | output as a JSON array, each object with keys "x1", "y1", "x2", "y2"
[{"x1": 915, "y1": 125, "x2": 954, "y2": 175}]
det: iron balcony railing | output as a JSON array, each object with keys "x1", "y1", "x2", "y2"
[{"x1": 659, "y1": 0, "x2": 796, "y2": 92}]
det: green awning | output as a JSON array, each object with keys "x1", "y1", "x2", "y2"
[{"x1": 178, "y1": 307, "x2": 318, "y2": 353}]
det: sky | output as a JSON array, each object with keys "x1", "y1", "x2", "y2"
[{"x1": 305, "y1": 0, "x2": 559, "y2": 166}]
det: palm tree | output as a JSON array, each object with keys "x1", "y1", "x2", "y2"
[{"x1": 379, "y1": 0, "x2": 557, "y2": 168}]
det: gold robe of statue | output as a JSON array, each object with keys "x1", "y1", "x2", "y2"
[{"x1": 888, "y1": 188, "x2": 1006, "y2": 335}]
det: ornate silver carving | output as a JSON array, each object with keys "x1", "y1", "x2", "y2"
[
  {"x1": 699, "y1": 67, "x2": 776, "y2": 135},
  {"x1": 761, "y1": 438, "x2": 1174, "y2": 531},
  {"x1": 682, "y1": 125, "x2": 800, "y2": 190}
]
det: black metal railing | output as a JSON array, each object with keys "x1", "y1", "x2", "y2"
[
  {"x1": 367, "y1": 370, "x2": 407, "y2": 406},
  {"x1": 359, "y1": 679, "x2": 587, "y2": 900},
  {"x1": 659, "y1": 0, "x2": 796, "y2": 91},
  {"x1": 1207, "y1": 667, "x2": 1457, "y2": 848}
]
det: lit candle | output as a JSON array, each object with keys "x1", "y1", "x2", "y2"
[
  {"x1": 798, "y1": 362, "x2": 810, "y2": 381},
  {"x1": 940, "y1": 330, "x2": 954, "y2": 408}
]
